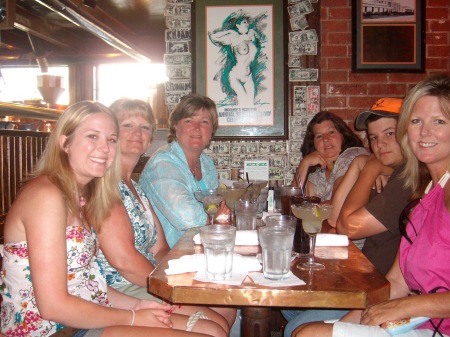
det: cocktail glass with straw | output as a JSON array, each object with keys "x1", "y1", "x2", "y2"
[
  {"x1": 218, "y1": 186, "x2": 247, "y2": 225},
  {"x1": 194, "y1": 189, "x2": 225, "y2": 225},
  {"x1": 291, "y1": 204, "x2": 334, "y2": 270}
]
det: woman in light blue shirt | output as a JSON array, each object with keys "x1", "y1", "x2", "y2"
[{"x1": 139, "y1": 94, "x2": 226, "y2": 248}]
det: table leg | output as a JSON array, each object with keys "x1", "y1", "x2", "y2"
[{"x1": 241, "y1": 307, "x2": 271, "y2": 337}]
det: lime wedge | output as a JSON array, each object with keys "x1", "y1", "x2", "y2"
[
  {"x1": 206, "y1": 204, "x2": 218, "y2": 214},
  {"x1": 313, "y1": 205, "x2": 321, "y2": 218},
  {"x1": 219, "y1": 183, "x2": 228, "y2": 190}
]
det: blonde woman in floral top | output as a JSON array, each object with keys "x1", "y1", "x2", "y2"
[{"x1": 0, "y1": 101, "x2": 226, "y2": 337}]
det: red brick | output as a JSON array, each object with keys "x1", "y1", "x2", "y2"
[
  {"x1": 388, "y1": 74, "x2": 430, "y2": 83},
  {"x1": 321, "y1": 69, "x2": 348, "y2": 82},
  {"x1": 430, "y1": 20, "x2": 450, "y2": 32},
  {"x1": 332, "y1": 110, "x2": 349, "y2": 120},
  {"x1": 426, "y1": 32, "x2": 449, "y2": 45},
  {"x1": 329, "y1": 8, "x2": 352, "y2": 20},
  {"x1": 328, "y1": 57, "x2": 352, "y2": 69},
  {"x1": 328, "y1": 83, "x2": 367, "y2": 95},
  {"x1": 426, "y1": 57, "x2": 450, "y2": 70},
  {"x1": 349, "y1": 73, "x2": 388, "y2": 83},
  {"x1": 321, "y1": 96, "x2": 347, "y2": 109},
  {"x1": 328, "y1": 32, "x2": 351, "y2": 44},
  {"x1": 368, "y1": 84, "x2": 409, "y2": 96},
  {"x1": 349, "y1": 96, "x2": 389, "y2": 109},
  {"x1": 321, "y1": 45, "x2": 348, "y2": 57},
  {"x1": 426, "y1": 8, "x2": 449, "y2": 20},
  {"x1": 322, "y1": 20, "x2": 349, "y2": 33},
  {"x1": 427, "y1": 45, "x2": 450, "y2": 57}
]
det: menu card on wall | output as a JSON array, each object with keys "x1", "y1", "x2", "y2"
[{"x1": 244, "y1": 160, "x2": 269, "y2": 181}]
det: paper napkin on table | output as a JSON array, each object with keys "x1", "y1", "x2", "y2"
[
  {"x1": 193, "y1": 254, "x2": 261, "y2": 285},
  {"x1": 315, "y1": 233, "x2": 349, "y2": 246},
  {"x1": 193, "y1": 230, "x2": 259, "y2": 246},
  {"x1": 314, "y1": 246, "x2": 348, "y2": 259},
  {"x1": 261, "y1": 211, "x2": 282, "y2": 221},
  {"x1": 247, "y1": 272, "x2": 306, "y2": 287},
  {"x1": 165, "y1": 254, "x2": 204, "y2": 275},
  {"x1": 165, "y1": 253, "x2": 261, "y2": 278}
]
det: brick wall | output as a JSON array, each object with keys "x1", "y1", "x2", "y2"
[{"x1": 320, "y1": 0, "x2": 450, "y2": 127}]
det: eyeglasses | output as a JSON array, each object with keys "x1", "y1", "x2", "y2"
[{"x1": 398, "y1": 198, "x2": 421, "y2": 244}]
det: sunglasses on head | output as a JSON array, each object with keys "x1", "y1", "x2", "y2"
[{"x1": 398, "y1": 198, "x2": 421, "y2": 244}]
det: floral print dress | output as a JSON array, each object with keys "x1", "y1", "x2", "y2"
[
  {"x1": 0, "y1": 226, "x2": 110, "y2": 336},
  {"x1": 97, "y1": 180, "x2": 158, "y2": 288}
]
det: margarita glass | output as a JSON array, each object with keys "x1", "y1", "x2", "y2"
[
  {"x1": 218, "y1": 186, "x2": 246, "y2": 225},
  {"x1": 194, "y1": 189, "x2": 224, "y2": 225},
  {"x1": 291, "y1": 204, "x2": 334, "y2": 270}
]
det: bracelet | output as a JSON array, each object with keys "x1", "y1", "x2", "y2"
[{"x1": 130, "y1": 309, "x2": 135, "y2": 326}]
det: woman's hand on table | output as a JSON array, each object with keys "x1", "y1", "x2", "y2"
[{"x1": 214, "y1": 200, "x2": 231, "y2": 224}]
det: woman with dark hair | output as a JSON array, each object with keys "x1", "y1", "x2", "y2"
[{"x1": 293, "y1": 111, "x2": 368, "y2": 201}]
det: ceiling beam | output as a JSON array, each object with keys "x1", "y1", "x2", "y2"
[{"x1": 14, "y1": 6, "x2": 80, "y2": 49}]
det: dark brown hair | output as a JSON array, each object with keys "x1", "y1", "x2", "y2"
[{"x1": 300, "y1": 111, "x2": 363, "y2": 157}]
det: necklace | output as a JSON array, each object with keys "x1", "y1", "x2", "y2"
[
  {"x1": 190, "y1": 160, "x2": 200, "y2": 178},
  {"x1": 79, "y1": 195, "x2": 86, "y2": 219}
]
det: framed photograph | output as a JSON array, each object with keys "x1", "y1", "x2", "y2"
[
  {"x1": 194, "y1": 0, "x2": 287, "y2": 139},
  {"x1": 352, "y1": 0, "x2": 425, "y2": 73}
]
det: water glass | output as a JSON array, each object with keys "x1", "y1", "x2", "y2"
[
  {"x1": 200, "y1": 225, "x2": 236, "y2": 280},
  {"x1": 259, "y1": 225, "x2": 295, "y2": 280},
  {"x1": 235, "y1": 199, "x2": 258, "y2": 230},
  {"x1": 265, "y1": 215, "x2": 297, "y2": 230}
]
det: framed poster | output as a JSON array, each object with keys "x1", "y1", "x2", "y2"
[
  {"x1": 352, "y1": 0, "x2": 425, "y2": 73},
  {"x1": 194, "y1": 0, "x2": 287, "y2": 139}
]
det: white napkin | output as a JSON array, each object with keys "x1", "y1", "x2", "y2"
[
  {"x1": 248, "y1": 271, "x2": 306, "y2": 287},
  {"x1": 165, "y1": 254, "x2": 204, "y2": 275},
  {"x1": 314, "y1": 246, "x2": 348, "y2": 259},
  {"x1": 165, "y1": 254, "x2": 262, "y2": 286},
  {"x1": 261, "y1": 211, "x2": 282, "y2": 221},
  {"x1": 193, "y1": 230, "x2": 259, "y2": 246},
  {"x1": 315, "y1": 233, "x2": 348, "y2": 247}
]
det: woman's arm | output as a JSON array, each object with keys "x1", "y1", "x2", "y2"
[
  {"x1": 23, "y1": 179, "x2": 136, "y2": 329},
  {"x1": 293, "y1": 151, "x2": 326, "y2": 189},
  {"x1": 209, "y1": 30, "x2": 235, "y2": 45},
  {"x1": 98, "y1": 203, "x2": 155, "y2": 288},
  {"x1": 140, "y1": 156, "x2": 208, "y2": 231},
  {"x1": 148, "y1": 203, "x2": 170, "y2": 264},
  {"x1": 328, "y1": 155, "x2": 369, "y2": 226}
]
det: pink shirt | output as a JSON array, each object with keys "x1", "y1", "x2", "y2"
[{"x1": 399, "y1": 171, "x2": 450, "y2": 334}]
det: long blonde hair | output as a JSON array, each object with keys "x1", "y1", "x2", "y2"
[
  {"x1": 397, "y1": 74, "x2": 450, "y2": 198},
  {"x1": 35, "y1": 101, "x2": 122, "y2": 231}
]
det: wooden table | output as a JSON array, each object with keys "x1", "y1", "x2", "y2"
[{"x1": 148, "y1": 229, "x2": 390, "y2": 337}]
